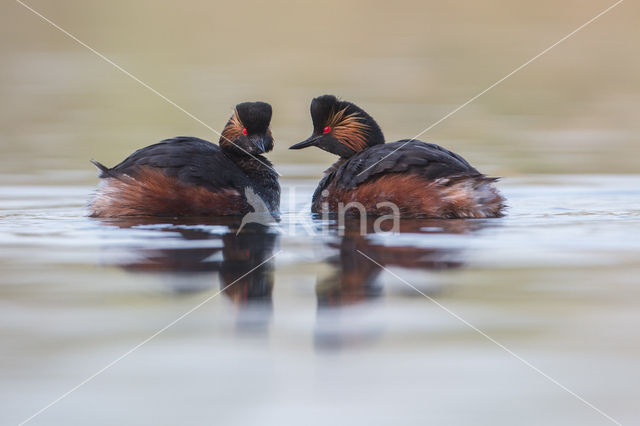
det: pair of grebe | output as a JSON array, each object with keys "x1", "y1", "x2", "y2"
[{"x1": 89, "y1": 95, "x2": 505, "y2": 219}]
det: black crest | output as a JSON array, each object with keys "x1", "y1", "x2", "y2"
[
  {"x1": 290, "y1": 95, "x2": 385, "y2": 158},
  {"x1": 235, "y1": 101, "x2": 272, "y2": 134}
]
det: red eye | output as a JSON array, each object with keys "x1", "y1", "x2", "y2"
[
  {"x1": 323, "y1": 126, "x2": 331, "y2": 134},
  {"x1": 242, "y1": 128, "x2": 248, "y2": 136}
]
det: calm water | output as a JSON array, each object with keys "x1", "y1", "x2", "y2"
[
  {"x1": 2, "y1": 174, "x2": 640, "y2": 425},
  {"x1": 2, "y1": 0, "x2": 640, "y2": 425}
]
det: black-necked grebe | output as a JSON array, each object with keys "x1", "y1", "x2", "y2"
[
  {"x1": 290, "y1": 95, "x2": 505, "y2": 218},
  {"x1": 89, "y1": 101, "x2": 279, "y2": 217}
]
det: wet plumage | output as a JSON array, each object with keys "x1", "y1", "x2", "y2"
[
  {"x1": 290, "y1": 95, "x2": 505, "y2": 218},
  {"x1": 89, "y1": 102, "x2": 280, "y2": 217}
]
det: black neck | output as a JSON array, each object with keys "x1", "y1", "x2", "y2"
[{"x1": 225, "y1": 151, "x2": 280, "y2": 212}]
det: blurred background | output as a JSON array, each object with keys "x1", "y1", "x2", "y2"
[
  {"x1": 1, "y1": 1, "x2": 639, "y2": 426},
  {"x1": 1, "y1": 0, "x2": 638, "y2": 179}
]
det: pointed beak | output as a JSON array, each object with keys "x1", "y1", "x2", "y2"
[
  {"x1": 249, "y1": 135, "x2": 266, "y2": 154},
  {"x1": 289, "y1": 135, "x2": 320, "y2": 150}
]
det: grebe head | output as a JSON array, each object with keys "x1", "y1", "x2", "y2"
[
  {"x1": 220, "y1": 101, "x2": 274, "y2": 156},
  {"x1": 289, "y1": 95, "x2": 384, "y2": 158}
]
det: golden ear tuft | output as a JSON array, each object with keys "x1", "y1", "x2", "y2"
[
  {"x1": 220, "y1": 109, "x2": 244, "y2": 147},
  {"x1": 327, "y1": 107, "x2": 370, "y2": 152}
]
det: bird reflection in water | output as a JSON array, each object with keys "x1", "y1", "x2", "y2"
[
  {"x1": 97, "y1": 217, "x2": 277, "y2": 334},
  {"x1": 95, "y1": 215, "x2": 496, "y2": 347},
  {"x1": 314, "y1": 217, "x2": 489, "y2": 350}
]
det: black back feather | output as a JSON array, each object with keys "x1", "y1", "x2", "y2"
[
  {"x1": 92, "y1": 136, "x2": 273, "y2": 195},
  {"x1": 312, "y1": 139, "x2": 483, "y2": 202}
]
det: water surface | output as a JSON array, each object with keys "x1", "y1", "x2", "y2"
[{"x1": 1, "y1": 174, "x2": 640, "y2": 425}]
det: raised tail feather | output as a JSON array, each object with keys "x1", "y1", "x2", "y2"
[{"x1": 91, "y1": 159, "x2": 116, "y2": 179}]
